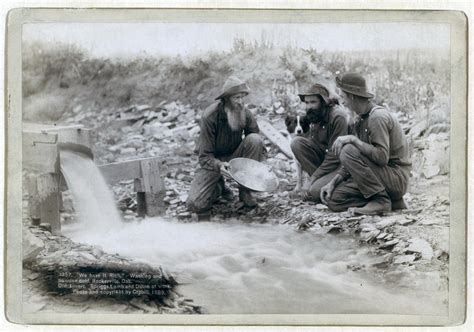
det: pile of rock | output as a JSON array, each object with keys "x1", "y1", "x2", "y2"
[{"x1": 23, "y1": 226, "x2": 202, "y2": 314}]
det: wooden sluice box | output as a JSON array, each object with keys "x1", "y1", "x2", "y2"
[{"x1": 23, "y1": 123, "x2": 166, "y2": 234}]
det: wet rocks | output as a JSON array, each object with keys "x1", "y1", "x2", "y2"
[
  {"x1": 360, "y1": 229, "x2": 381, "y2": 243},
  {"x1": 23, "y1": 228, "x2": 45, "y2": 263},
  {"x1": 375, "y1": 217, "x2": 397, "y2": 229},
  {"x1": 379, "y1": 239, "x2": 400, "y2": 250},
  {"x1": 23, "y1": 226, "x2": 201, "y2": 314},
  {"x1": 326, "y1": 226, "x2": 343, "y2": 234},
  {"x1": 393, "y1": 254, "x2": 417, "y2": 265},
  {"x1": 406, "y1": 238, "x2": 434, "y2": 260}
]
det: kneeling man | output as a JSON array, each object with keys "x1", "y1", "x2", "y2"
[
  {"x1": 291, "y1": 82, "x2": 351, "y2": 202},
  {"x1": 187, "y1": 76, "x2": 265, "y2": 213},
  {"x1": 321, "y1": 73, "x2": 411, "y2": 215}
]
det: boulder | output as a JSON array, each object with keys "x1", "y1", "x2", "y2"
[
  {"x1": 375, "y1": 217, "x2": 397, "y2": 229},
  {"x1": 144, "y1": 123, "x2": 172, "y2": 137},
  {"x1": 379, "y1": 238, "x2": 399, "y2": 249},
  {"x1": 409, "y1": 119, "x2": 428, "y2": 138},
  {"x1": 23, "y1": 229, "x2": 44, "y2": 263},
  {"x1": 393, "y1": 254, "x2": 417, "y2": 264},
  {"x1": 406, "y1": 238, "x2": 433, "y2": 260}
]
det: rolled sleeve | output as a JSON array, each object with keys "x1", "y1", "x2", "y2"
[
  {"x1": 363, "y1": 111, "x2": 392, "y2": 166},
  {"x1": 337, "y1": 165, "x2": 351, "y2": 180}
]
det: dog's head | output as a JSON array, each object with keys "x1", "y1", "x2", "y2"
[{"x1": 285, "y1": 114, "x2": 310, "y2": 135}]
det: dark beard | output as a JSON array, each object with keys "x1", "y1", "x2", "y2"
[{"x1": 305, "y1": 107, "x2": 327, "y2": 124}]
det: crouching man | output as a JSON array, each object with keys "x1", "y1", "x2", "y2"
[
  {"x1": 290, "y1": 82, "x2": 351, "y2": 202},
  {"x1": 186, "y1": 76, "x2": 265, "y2": 213},
  {"x1": 321, "y1": 73, "x2": 411, "y2": 215}
]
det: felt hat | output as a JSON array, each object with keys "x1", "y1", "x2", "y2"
[
  {"x1": 215, "y1": 76, "x2": 250, "y2": 100},
  {"x1": 298, "y1": 83, "x2": 330, "y2": 103},
  {"x1": 335, "y1": 73, "x2": 374, "y2": 99}
]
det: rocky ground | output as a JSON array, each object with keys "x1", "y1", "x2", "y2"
[
  {"x1": 22, "y1": 225, "x2": 202, "y2": 314},
  {"x1": 23, "y1": 100, "x2": 450, "y2": 314}
]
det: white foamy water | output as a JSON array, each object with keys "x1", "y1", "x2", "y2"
[
  {"x1": 59, "y1": 150, "x2": 447, "y2": 314},
  {"x1": 60, "y1": 150, "x2": 123, "y2": 231},
  {"x1": 63, "y1": 218, "x2": 447, "y2": 315}
]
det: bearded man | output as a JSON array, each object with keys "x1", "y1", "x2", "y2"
[
  {"x1": 290, "y1": 83, "x2": 351, "y2": 202},
  {"x1": 186, "y1": 77, "x2": 265, "y2": 213}
]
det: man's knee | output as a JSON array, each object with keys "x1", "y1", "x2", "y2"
[
  {"x1": 244, "y1": 133, "x2": 264, "y2": 147},
  {"x1": 339, "y1": 143, "x2": 360, "y2": 165},
  {"x1": 290, "y1": 136, "x2": 306, "y2": 155},
  {"x1": 309, "y1": 180, "x2": 325, "y2": 202},
  {"x1": 186, "y1": 197, "x2": 211, "y2": 213}
]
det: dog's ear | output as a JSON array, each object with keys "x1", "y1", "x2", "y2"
[
  {"x1": 285, "y1": 115, "x2": 297, "y2": 133},
  {"x1": 300, "y1": 116, "x2": 310, "y2": 133}
]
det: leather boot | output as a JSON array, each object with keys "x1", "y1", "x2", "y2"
[
  {"x1": 392, "y1": 197, "x2": 408, "y2": 210},
  {"x1": 217, "y1": 178, "x2": 234, "y2": 202},
  {"x1": 350, "y1": 190, "x2": 392, "y2": 216},
  {"x1": 239, "y1": 187, "x2": 257, "y2": 208},
  {"x1": 221, "y1": 184, "x2": 235, "y2": 202}
]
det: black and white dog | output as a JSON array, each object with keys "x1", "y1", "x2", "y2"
[{"x1": 284, "y1": 113, "x2": 311, "y2": 191}]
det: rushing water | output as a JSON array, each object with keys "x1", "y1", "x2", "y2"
[
  {"x1": 60, "y1": 150, "x2": 122, "y2": 231},
  {"x1": 60, "y1": 151, "x2": 447, "y2": 315}
]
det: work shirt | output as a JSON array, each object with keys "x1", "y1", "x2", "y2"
[
  {"x1": 338, "y1": 102, "x2": 411, "y2": 179},
  {"x1": 197, "y1": 101, "x2": 259, "y2": 172},
  {"x1": 310, "y1": 106, "x2": 351, "y2": 180}
]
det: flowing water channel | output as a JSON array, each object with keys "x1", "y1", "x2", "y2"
[{"x1": 60, "y1": 151, "x2": 447, "y2": 315}]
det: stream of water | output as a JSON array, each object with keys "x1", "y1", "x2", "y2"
[{"x1": 60, "y1": 151, "x2": 447, "y2": 315}]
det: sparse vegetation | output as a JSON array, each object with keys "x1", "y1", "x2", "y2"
[{"x1": 22, "y1": 40, "x2": 450, "y2": 131}]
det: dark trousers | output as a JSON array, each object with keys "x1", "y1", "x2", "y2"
[
  {"x1": 326, "y1": 143, "x2": 410, "y2": 212},
  {"x1": 291, "y1": 136, "x2": 338, "y2": 202},
  {"x1": 186, "y1": 133, "x2": 265, "y2": 213}
]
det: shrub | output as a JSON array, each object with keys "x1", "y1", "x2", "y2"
[{"x1": 23, "y1": 93, "x2": 68, "y2": 122}]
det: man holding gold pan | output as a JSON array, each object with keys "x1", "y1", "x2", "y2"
[{"x1": 186, "y1": 76, "x2": 266, "y2": 213}]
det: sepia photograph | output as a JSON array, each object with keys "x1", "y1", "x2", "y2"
[{"x1": 5, "y1": 7, "x2": 467, "y2": 326}]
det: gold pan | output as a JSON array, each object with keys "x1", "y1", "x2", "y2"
[{"x1": 229, "y1": 158, "x2": 279, "y2": 192}]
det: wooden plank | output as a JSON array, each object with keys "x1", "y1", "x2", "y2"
[
  {"x1": 23, "y1": 122, "x2": 83, "y2": 133},
  {"x1": 37, "y1": 173, "x2": 61, "y2": 234},
  {"x1": 22, "y1": 131, "x2": 59, "y2": 173},
  {"x1": 57, "y1": 128, "x2": 93, "y2": 151},
  {"x1": 26, "y1": 175, "x2": 41, "y2": 226},
  {"x1": 98, "y1": 157, "x2": 167, "y2": 185},
  {"x1": 98, "y1": 159, "x2": 142, "y2": 185},
  {"x1": 139, "y1": 158, "x2": 166, "y2": 216},
  {"x1": 136, "y1": 192, "x2": 146, "y2": 218},
  {"x1": 134, "y1": 178, "x2": 144, "y2": 192},
  {"x1": 257, "y1": 116, "x2": 293, "y2": 158}
]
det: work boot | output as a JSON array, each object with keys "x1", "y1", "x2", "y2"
[
  {"x1": 349, "y1": 191, "x2": 392, "y2": 216},
  {"x1": 221, "y1": 184, "x2": 235, "y2": 202},
  {"x1": 239, "y1": 187, "x2": 257, "y2": 208},
  {"x1": 392, "y1": 197, "x2": 408, "y2": 210}
]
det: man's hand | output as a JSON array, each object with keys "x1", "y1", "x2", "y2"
[
  {"x1": 320, "y1": 181, "x2": 336, "y2": 205},
  {"x1": 309, "y1": 174, "x2": 319, "y2": 186},
  {"x1": 220, "y1": 161, "x2": 232, "y2": 179},
  {"x1": 332, "y1": 135, "x2": 356, "y2": 156}
]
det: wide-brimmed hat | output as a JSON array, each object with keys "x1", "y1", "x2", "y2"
[
  {"x1": 215, "y1": 76, "x2": 250, "y2": 100},
  {"x1": 335, "y1": 73, "x2": 374, "y2": 99},
  {"x1": 298, "y1": 83, "x2": 330, "y2": 103}
]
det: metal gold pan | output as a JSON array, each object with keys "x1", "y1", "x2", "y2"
[{"x1": 229, "y1": 158, "x2": 279, "y2": 192}]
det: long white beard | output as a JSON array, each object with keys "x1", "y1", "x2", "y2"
[{"x1": 225, "y1": 107, "x2": 246, "y2": 132}]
